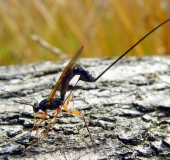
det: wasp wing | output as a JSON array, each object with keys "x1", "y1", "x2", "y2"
[{"x1": 48, "y1": 46, "x2": 84, "y2": 103}]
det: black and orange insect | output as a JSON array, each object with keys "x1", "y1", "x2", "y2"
[{"x1": 1, "y1": 18, "x2": 170, "y2": 149}]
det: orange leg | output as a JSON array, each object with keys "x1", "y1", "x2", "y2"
[
  {"x1": 39, "y1": 107, "x2": 61, "y2": 142},
  {"x1": 34, "y1": 110, "x2": 48, "y2": 136},
  {"x1": 28, "y1": 110, "x2": 48, "y2": 148},
  {"x1": 31, "y1": 111, "x2": 48, "y2": 132},
  {"x1": 62, "y1": 93, "x2": 96, "y2": 149},
  {"x1": 40, "y1": 93, "x2": 73, "y2": 141}
]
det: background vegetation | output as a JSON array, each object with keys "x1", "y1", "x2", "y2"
[{"x1": 0, "y1": 0, "x2": 170, "y2": 66}]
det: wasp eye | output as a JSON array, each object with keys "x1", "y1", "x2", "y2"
[{"x1": 33, "y1": 102, "x2": 39, "y2": 113}]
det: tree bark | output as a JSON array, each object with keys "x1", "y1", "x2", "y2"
[{"x1": 0, "y1": 57, "x2": 170, "y2": 160}]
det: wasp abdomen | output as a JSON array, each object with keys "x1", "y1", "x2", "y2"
[{"x1": 73, "y1": 66, "x2": 95, "y2": 82}]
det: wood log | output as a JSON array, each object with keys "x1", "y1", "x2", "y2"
[{"x1": 0, "y1": 56, "x2": 170, "y2": 159}]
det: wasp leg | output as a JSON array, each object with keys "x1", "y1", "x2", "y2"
[
  {"x1": 34, "y1": 110, "x2": 48, "y2": 135},
  {"x1": 28, "y1": 110, "x2": 48, "y2": 149},
  {"x1": 62, "y1": 93, "x2": 96, "y2": 149},
  {"x1": 39, "y1": 107, "x2": 61, "y2": 143},
  {"x1": 31, "y1": 111, "x2": 47, "y2": 133},
  {"x1": 40, "y1": 93, "x2": 74, "y2": 141}
]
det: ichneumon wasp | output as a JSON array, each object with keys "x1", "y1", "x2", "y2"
[{"x1": 0, "y1": 18, "x2": 170, "y2": 150}]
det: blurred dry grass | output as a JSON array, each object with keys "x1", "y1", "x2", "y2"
[{"x1": 0, "y1": 0, "x2": 170, "y2": 65}]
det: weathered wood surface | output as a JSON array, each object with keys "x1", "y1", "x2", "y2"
[{"x1": 0, "y1": 57, "x2": 170, "y2": 160}]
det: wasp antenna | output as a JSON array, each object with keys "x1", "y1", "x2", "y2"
[
  {"x1": 0, "y1": 89, "x2": 34, "y2": 107},
  {"x1": 94, "y1": 18, "x2": 170, "y2": 81}
]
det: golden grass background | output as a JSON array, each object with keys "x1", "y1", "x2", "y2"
[{"x1": 0, "y1": 0, "x2": 170, "y2": 65}]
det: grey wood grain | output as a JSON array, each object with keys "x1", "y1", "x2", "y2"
[{"x1": 0, "y1": 57, "x2": 170, "y2": 160}]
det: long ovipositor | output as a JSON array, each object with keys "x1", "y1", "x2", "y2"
[{"x1": 0, "y1": 18, "x2": 169, "y2": 150}]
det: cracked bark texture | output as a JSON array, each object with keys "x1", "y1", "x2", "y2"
[{"x1": 0, "y1": 57, "x2": 170, "y2": 160}]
